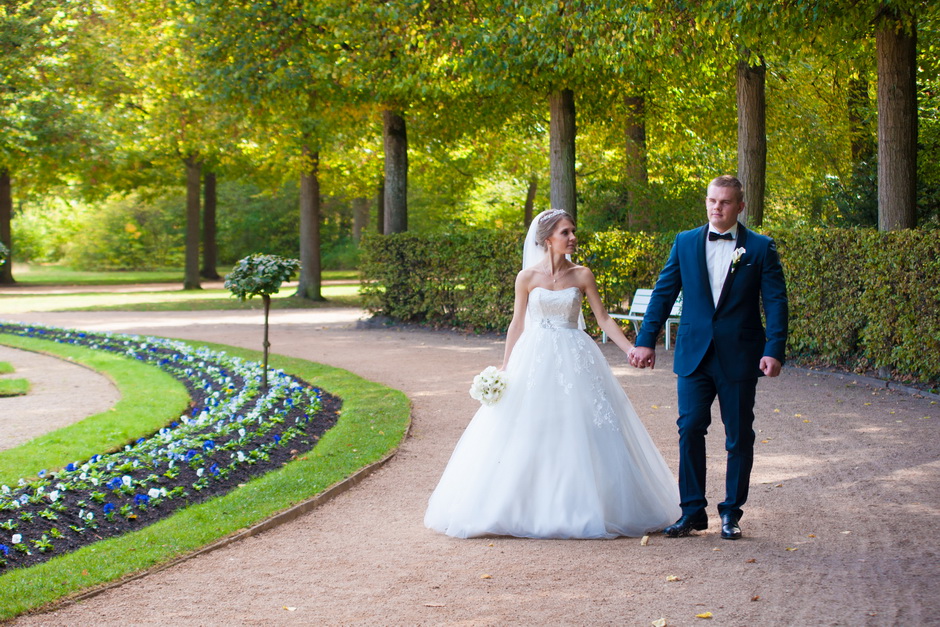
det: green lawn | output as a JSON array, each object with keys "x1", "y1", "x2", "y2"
[{"x1": 6, "y1": 263, "x2": 359, "y2": 286}]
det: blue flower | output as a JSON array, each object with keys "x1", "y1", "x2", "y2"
[
  {"x1": 106, "y1": 477, "x2": 122, "y2": 490},
  {"x1": 103, "y1": 503, "x2": 115, "y2": 514},
  {"x1": 273, "y1": 434, "x2": 281, "y2": 444},
  {"x1": 65, "y1": 463, "x2": 76, "y2": 472},
  {"x1": 202, "y1": 440, "x2": 215, "y2": 451},
  {"x1": 38, "y1": 469, "x2": 47, "y2": 478},
  {"x1": 134, "y1": 494, "x2": 150, "y2": 506},
  {"x1": 184, "y1": 449, "x2": 198, "y2": 462},
  {"x1": 209, "y1": 463, "x2": 219, "y2": 476},
  {"x1": 0, "y1": 544, "x2": 9, "y2": 556}
]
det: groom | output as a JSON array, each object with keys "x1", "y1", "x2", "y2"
[{"x1": 628, "y1": 175, "x2": 788, "y2": 540}]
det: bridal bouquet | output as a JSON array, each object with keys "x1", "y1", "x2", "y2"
[{"x1": 469, "y1": 366, "x2": 508, "y2": 406}]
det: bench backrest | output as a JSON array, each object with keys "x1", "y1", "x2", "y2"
[{"x1": 628, "y1": 289, "x2": 683, "y2": 317}]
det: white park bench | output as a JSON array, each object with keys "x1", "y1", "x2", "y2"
[{"x1": 602, "y1": 288, "x2": 683, "y2": 350}]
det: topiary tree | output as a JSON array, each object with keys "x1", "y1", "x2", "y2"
[{"x1": 224, "y1": 253, "x2": 300, "y2": 390}]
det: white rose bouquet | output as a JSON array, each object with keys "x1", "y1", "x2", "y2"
[{"x1": 469, "y1": 366, "x2": 508, "y2": 406}]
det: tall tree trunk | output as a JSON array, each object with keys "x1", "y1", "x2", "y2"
[
  {"x1": 549, "y1": 89, "x2": 577, "y2": 220},
  {"x1": 376, "y1": 177, "x2": 386, "y2": 235},
  {"x1": 295, "y1": 146, "x2": 324, "y2": 300},
  {"x1": 737, "y1": 51, "x2": 767, "y2": 228},
  {"x1": 523, "y1": 174, "x2": 538, "y2": 228},
  {"x1": 382, "y1": 110, "x2": 408, "y2": 234},
  {"x1": 352, "y1": 197, "x2": 369, "y2": 243},
  {"x1": 624, "y1": 93, "x2": 649, "y2": 230},
  {"x1": 0, "y1": 169, "x2": 13, "y2": 285},
  {"x1": 876, "y1": 11, "x2": 917, "y2": 230},
  {"x1": 184, "y1": 156, "x2": 202, "y2": 290},
  {"x1": 200, "y1": 171, "x2": 220, "y2": 280}
]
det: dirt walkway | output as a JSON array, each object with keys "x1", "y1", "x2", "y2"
[{"x1": 5, "y1": 309, "x2": 940, "y2": 626}]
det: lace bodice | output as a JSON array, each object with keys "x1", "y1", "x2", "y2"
[{"x1": 527, "y1": 287, "x2": 582, "y2": 329}]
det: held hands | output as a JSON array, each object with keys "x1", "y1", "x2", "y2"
[
  {"x1": 760, "y1": 356, "x2": 782, "y2": 377},
  {"x1": 629, "y1": 346, "x2": 656, "y2": 370}
]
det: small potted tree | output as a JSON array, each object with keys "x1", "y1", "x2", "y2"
[{"x1": 224, "y1": 253, "x2": 300, "y2": 390}]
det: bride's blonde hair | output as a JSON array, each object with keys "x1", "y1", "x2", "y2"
[{"x1": 535, "y1": 209, "x2": 574, "y2": 247}]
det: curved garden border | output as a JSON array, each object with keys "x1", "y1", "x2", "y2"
[{"x1": 0, "y1": 323, "x2": 410, "y2": 619}]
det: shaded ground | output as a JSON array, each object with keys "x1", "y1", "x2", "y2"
[{"x1": 4, "y1": 308, "x2": 939, "y2": 626}]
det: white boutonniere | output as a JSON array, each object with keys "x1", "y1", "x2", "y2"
[{"x1": 730, "y1": 247, "x2": 746, "y2": 273}]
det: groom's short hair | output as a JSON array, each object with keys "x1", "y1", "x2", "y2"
[{"x1": 708, "y1": 175, "x2": 744, "y2": 202}]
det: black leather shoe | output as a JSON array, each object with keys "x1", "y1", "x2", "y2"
[
  {"x1": 663, "y1": 513, "x2": 708, "y2": 537},
  {"x1": 720, "y1": 514, "x2": 742, "y2": 540}
]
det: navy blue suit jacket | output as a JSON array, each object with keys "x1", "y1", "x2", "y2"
[{"x1": 635, "y1": 223, "x2": 788, "y2": 382}]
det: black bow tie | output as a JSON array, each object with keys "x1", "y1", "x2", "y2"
[{"x1": 709, "y1": 231, "x2": 734, "y2": 241}]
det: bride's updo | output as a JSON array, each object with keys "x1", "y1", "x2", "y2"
[{"x1": 535, "y1": 209, "x2": 574, "y2": 247}]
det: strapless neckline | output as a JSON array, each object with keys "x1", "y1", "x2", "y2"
[{"x1": 530, "y1": 286, "x2": 581, "y2": 294}]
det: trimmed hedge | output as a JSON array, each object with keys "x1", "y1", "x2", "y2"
[{"x1": 360, "y1": 228, "x2": 940, "y2": 388}]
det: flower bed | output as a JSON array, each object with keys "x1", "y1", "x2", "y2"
[{"x1": 0, "y1": 322, "x2": 341, "y2": 571}]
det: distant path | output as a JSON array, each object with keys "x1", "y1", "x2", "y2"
[
  {"x1": 0, "y1": 344, "x2": 119, "y2": 452},
  {"x1": 7, "y1": 309, "x2": 940, "y2": 626}
]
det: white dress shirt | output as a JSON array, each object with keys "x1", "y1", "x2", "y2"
[{"x1": 706, "y1": 224, "x2": 738, "y2": 307}]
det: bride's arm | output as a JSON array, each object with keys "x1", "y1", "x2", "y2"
[
  {"x1": 500, "y1": 272, "x2": 530, "y2": 370},
  {"x1": 579, "y1": 267, "x2": 635, "y2": 356}
]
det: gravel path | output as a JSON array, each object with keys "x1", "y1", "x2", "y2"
[{"x1": 4, "y1": 309, "x2": 940, "y2": 626}]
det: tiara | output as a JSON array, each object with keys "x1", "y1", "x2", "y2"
[{"x1": 538, "y1": 209, "x2": 569, "y2": 223}]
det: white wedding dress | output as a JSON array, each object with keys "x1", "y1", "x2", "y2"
[{"x1": 425, "y1": 286, "x2": 681, "y2": 539}]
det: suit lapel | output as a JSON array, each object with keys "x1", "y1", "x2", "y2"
[
  {"x1": 715, "y1": 223, "x2": 748, "y2": 312},
  {"x1": 695, "y1": 225, "x2": 711, "y2": 309}
]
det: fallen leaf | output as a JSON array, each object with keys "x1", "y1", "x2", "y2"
[
  {"x1": 773, "y1": 408, "x2": 780, "y2": 413},
  {"x1": 803, "y1": 419, "x2": 811, "y2": 423},
  {"x1": 760, "y1": 439, "x2": 770, "y2": 443},
  {"x1": 480, "y1": 574, "x2": 492, "y2": 579},
  {"x1": 283, "y1": 607, "x2": 297, "y2": 612},
  {"x1": 712, "y1": 547, "x2": 721, "y2": 551},
  {"x1": 745, "y1": 558, "x2": 757, "y2": 563},
  {"x1": 794, "y1": 413, "x2": 802, "y2": 417},
  {"x1": 652, "y1": 619, "x2": 667, "y2": 627},
  {"x1": 864, "y1": 402, "x2": 872, "y2": 406},
  {"x1": 695, "y1": 612, "x2": 713, "y2": 619},
  {"x1": 424, "y1": 603, "x2": 446, "y2": 608},
  {"x1": 666, "y1": 575, "x2": 680, "y2": 582},
  {"x1": 785, "y1": 547, "x2": 798, "y2": 551},
  {"x1": 775, "y1": 483, "x2": 783, "y2": 488},
  {"x1": 652, "y1": 405, "x2": 660, "y2": 409},
  {"x1": 81, "y1": 569, "x2": 89, "y2": 575},
  {"x1": 488, "y1": 542, "x2": 494, "y2": 547},
  {"x1": 841, "y1": 530, "x2": 852, "y2": 535},
  {"x1": 751, "y1": 595, "x2": 761, "y2": 601},
  {"x1": 640, "y1": 535, "x2": 650, "y2": 546},
  {"x1": 808, "y1": 534, "x2": 816, "y2": 538}
]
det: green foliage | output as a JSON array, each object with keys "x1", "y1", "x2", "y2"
[
  {"x1": 64, "y1": 193, "x2": 184, "y2": 270},
  {"x1": 359, "y1": 230, "x2": 520, "y2": 331},
  {"x1": 0, "y1": 242, "x2": 8, "y2": 267},
  {"x1": 224, "y1": 254, "x2": 300, "y2": 301}
]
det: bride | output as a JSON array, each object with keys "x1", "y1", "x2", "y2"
[{"x1": 424, "y1": 209, "x2": 681, "y2": 539}]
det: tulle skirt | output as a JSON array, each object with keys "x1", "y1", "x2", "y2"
[{"x1": 425, "y1": 325, "x2": 681, "y2": 539}]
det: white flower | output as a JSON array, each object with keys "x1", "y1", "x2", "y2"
[
  {"x1": 196, "y1": 468, "x2": 205, "y2": 477},
  {"x1": 731, "y1": 247, "x2": 746, "y2": 273},
  {"x1": 121, "y1": 475, "x2": 132, "y2": 487},
  {"x1": 469, "y1": 366, "x2": 508, "y2": 406},
  {"x1": 11, "y1": 534, "x2": 22, "y2": 544},
  {"x1": 148, "y1": 488, "x2": 162, "y2": 499},
  {"x1": 48, "y1": 490, "x2": 59, "y2": 502}
]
